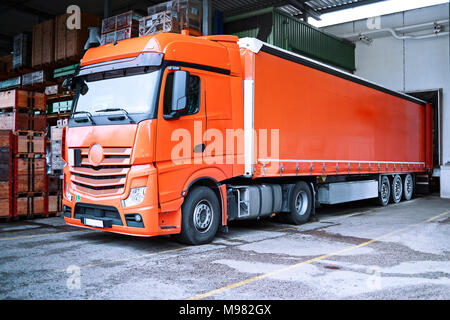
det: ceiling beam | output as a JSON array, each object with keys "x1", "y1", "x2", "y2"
[
  {"x1": 316, "y1": 0, "x2": 388, "y2": 14},
  {"x1": 285, "y1": 0, "x2": 321, "y2": 20}
]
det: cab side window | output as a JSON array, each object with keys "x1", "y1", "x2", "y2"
[{"x1": 163, "y1": 72, "x2": 201, "y2": 117}]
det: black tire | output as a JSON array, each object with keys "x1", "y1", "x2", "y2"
[
  {"x1": 378, "y1": 176, "x2": 390, "y2": 206},
  {"x1": 390, "y1": 175, "x2": 403, "y2": 203},
  {"x1": 174, "y1": 186, "x2": 220, "y2": 245},
  {"x1": 403, "y1": 174, "x2": 414, "y2": 201},
  {"x1": 284, "y1": 181, "x2": 312, "y2": 225}
]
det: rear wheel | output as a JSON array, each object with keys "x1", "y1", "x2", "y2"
[
  {"x1": 391, "y1": 175, "x2": 403, "y2": 203},
  {"x1": 378, "y1": 176, "x2": 390, "y2": 206},
  {"x1": 403, "y1": 174, "x2": 414, "y2": 201},
  {"x1": 174, "y1": 186, "x2": 220, "y2": 245},
  {"x1": 285, "y1": 181, "x2": 312, "y2": 225}
]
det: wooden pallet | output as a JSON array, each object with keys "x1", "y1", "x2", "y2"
[
  {"x1": 14, "y1": 158, "x2": 47, "y2": 194},
  {"x1": 13, "y1": 130, "x2": 46, "y2": 155},
  {"x1": 13, "y1": 195, "x2": 48, "y2": 218},
  {"x1": 0, "y1": 89, "x2": 46, "y2": 113},
  {"x1": 48, "y1": 193, "x2": 63, "y2": 215},
  {"x1": 0, "y1": 112, "x2": 46, "y2": 132}
]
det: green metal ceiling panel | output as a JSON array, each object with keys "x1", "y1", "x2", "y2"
[{"x1": 224, "y1": 8, "x2": 355, "y2": 72}]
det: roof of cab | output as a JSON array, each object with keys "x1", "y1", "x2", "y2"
[{"x1": 80, "y1": 33, "x2": 240, "y2": 73}]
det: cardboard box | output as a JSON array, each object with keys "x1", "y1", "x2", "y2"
[
  {"x1": 51, "y1": 126, "x2": 63, "y2": 140},
  {"x1": 45, "y1": 84, "x2": 59, "y2": 96}
]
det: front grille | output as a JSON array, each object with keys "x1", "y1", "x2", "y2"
[
  {"x1": 74, "y1": 203, "x2": 123, "y2": 226},
  {"x1": 69, "y1": 147, "x2": 131, "y2": 196}
]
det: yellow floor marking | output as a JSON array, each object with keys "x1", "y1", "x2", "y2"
[{"x1": 188, "y1": 209, "x2": 450, "y2": 300}]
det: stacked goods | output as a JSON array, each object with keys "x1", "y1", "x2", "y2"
[
  {"x1": 47, "y1": 174, "x2": 63, "y2": 215},
  {"x1": 49, "y1": 119, "x2": 67, "y2": 173},
  {"x1": 0, "y1": 90, "x2": 48, "y2": 218},
  {"x1": 0, "y1": 90, "x2": 46, "y2": 131},
  {"x1": 32, "y1": 19, "x2": 55, "y2": 67},
  {"x1": 54, "y1": 12, "x2": 100, "y2": 63},
  {"x1": 140, "y1": 0, "x2": 202, "y2": 37},
  {"x1": 0, "y1": 131, "x2": 13, "y2": 219},
  {"x1": 12, "y1": 33, "x2": 32, "y2": 69},
  {"x1": 0, "y1": 76, "x2": 21, "y2": 90},
  {"x1": 48, "y1": 100, "x2": 72, "y2": 114},
  {"x1": 101, "y1": 11, "x2": 142, "y2": 45},
  {"x1": 22, "y1": 70, "x2": 52, "y2": 87}
]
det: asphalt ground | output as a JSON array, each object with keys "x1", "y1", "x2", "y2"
[{"x1": 0, "y1": 193, "x2": 449, "y2": 300}]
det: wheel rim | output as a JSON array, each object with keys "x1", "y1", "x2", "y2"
[
  {"x1": 193, "y1": 200, "x2": 213, "y2": 233},
  {"x1": 295, "y1": 191, "x2": 308, "y2": 216},
  {"x1": 405, "y1": 175, "x2": 413, "y2": 197},
  {"x1": 381, "y1": 182, "x2": 389, "y2": 203},
  {"x1": 394, "y1": 178, "x2": 402, "y2": 200}
]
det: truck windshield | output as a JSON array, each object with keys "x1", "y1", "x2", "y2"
[{"x1": 73, "y1": 69, "x2": 161, "y2": 117}]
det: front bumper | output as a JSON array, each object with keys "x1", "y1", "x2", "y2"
[{"x1": 62, "y1": 164, "x2": 180, "y2": 237}]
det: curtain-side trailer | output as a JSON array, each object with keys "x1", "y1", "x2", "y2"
[{"x1": 61, "y1": 33, "x2": 432, "y2": 244}]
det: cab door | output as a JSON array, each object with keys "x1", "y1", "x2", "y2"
[{"x1": 155, "y1": 66, "x2": 207, "y2": 203}]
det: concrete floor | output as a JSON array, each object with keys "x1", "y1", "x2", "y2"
[{"x1": 0, "y1": 194, "x2": 449, "y2": 300}]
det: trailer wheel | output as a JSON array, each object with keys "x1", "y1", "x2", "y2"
[
  {"x1": 174, "y1": 186, "x2": 220, "y2": 245},
  {"x1": 285, "y1": 181, "x2": 312, "y2": 225},
  {"x1": 391, "y1": 175, "x2": 403, "y2": 203},
  {"x1": 403, "y1": 174, "x2": 414, "y2": 201},
  {"x1": 378, "y1": 176, "x2": 391, "y2": 206}
]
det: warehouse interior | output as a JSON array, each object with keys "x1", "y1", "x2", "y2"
[
  {"x1": 0, "y1": 0, "x2": 448, "y2": 216},
  {"x1": 0, "y1": 0, "x2": 449, "y2": 302}
]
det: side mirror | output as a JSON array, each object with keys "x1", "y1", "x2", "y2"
[
  {"x1": 61, "y1": 77, "x2": 73, "y2": 90},
  {"x1": 164, "y1": 70, "x2": 189, "y2": 120}
]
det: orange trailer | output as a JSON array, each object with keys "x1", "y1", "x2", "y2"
[{"x1": 61, "y1": 33, "x2": 433, "y2": 244}]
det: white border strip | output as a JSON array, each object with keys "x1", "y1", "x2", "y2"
[{"x1": 244, "y1": 80, "x2": 255, "y2": 177}]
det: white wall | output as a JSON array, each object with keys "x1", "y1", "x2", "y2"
[{"x1": 323, "y1": 3, "x2": 450, "y2": 198}]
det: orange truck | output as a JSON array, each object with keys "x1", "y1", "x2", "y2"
[{"x1": 61, "y1": 33, "x2": 433, "y2": 245}]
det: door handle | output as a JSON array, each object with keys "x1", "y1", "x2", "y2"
[{"x1": 193, "y1": 143, "x2": 206, "y2": 153}]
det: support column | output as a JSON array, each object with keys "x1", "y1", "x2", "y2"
[{"x1": 202, "y1": 0, "x2": 211, "y2": 35}]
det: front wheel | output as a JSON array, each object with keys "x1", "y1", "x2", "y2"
[
  {"x1": 284, "y1": 181, "x2": 313, "y2": 225},
  {"x1": 174, "y1": 186, "x2": 220, "y2": 245}
]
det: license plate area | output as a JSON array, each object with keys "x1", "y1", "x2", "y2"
[{"x1": 82, "y1": 217, "x2": 113, "y2": 228}]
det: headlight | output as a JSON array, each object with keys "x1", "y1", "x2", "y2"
[
  {"x1": 121, "y1": 187, "x2": 146, "y2": 208},
  {"x1": 65, "y1": 183, "x2": 73, "y2": 201}
]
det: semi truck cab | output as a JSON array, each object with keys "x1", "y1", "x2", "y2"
[{"x1": 62, "y1": 33, "x2": 244, "y2": 243}]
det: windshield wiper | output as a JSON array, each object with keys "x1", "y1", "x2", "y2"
[
  {"x1": 95, "y1": 108, "x2": 135, "y2": 124},
  {"x1": 72, "y1": 111, "x2": 96, "y2": 125}
]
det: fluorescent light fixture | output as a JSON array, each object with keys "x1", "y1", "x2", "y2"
[{"x1": 309, "y1": 0, "x2": 449, "y2": 28}]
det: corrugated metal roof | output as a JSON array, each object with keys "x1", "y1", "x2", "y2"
[{"x1": 213, "y1": 0, "x2": 387, "y2": 17}]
